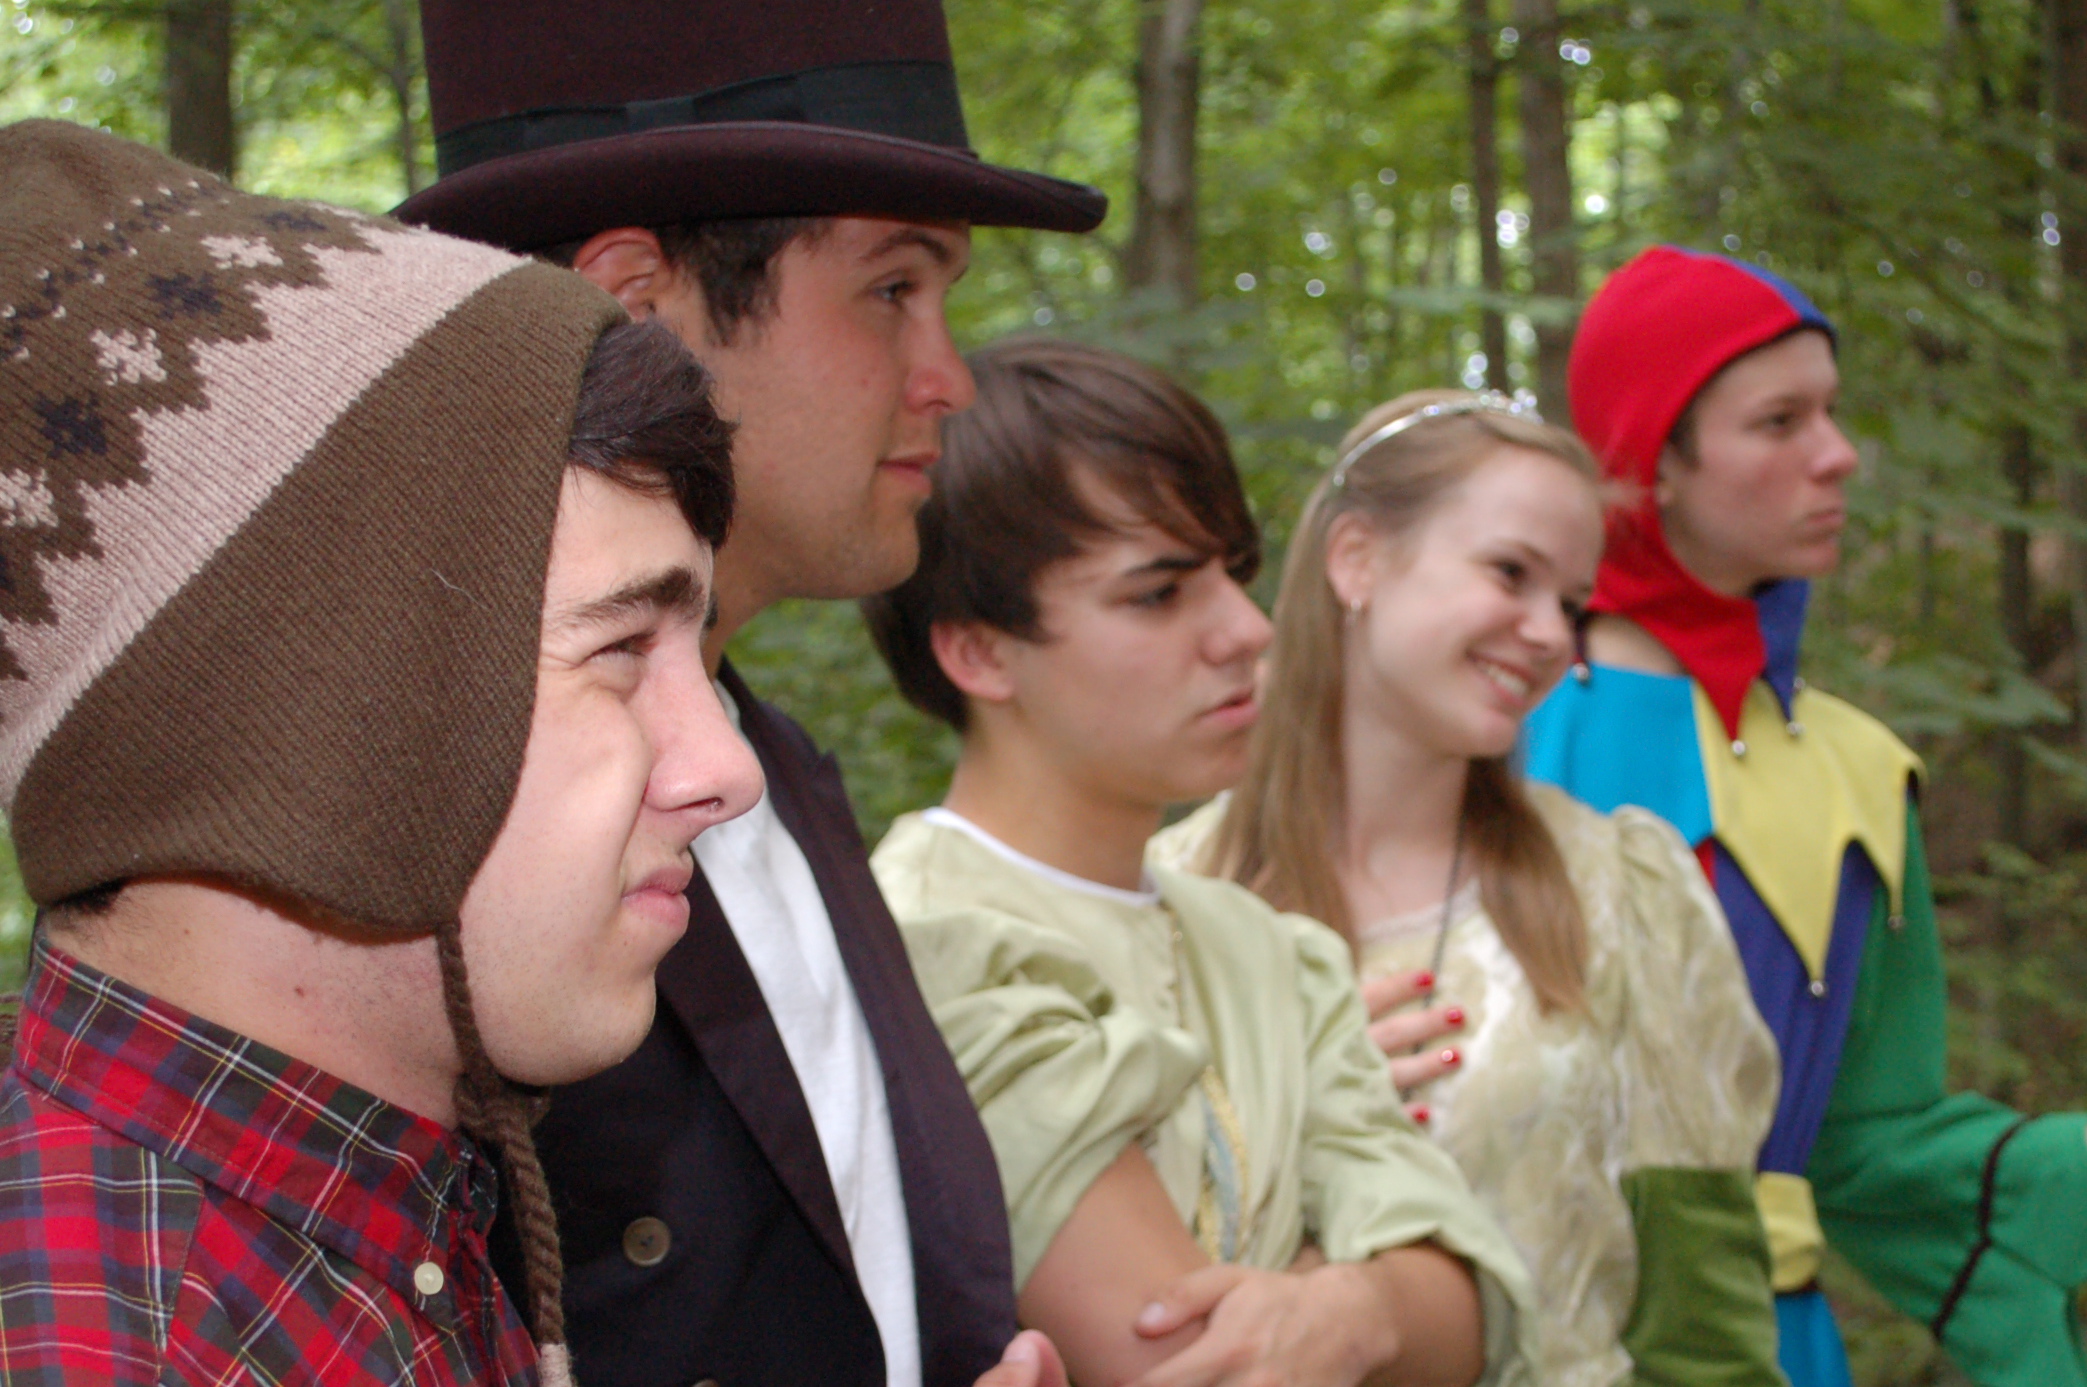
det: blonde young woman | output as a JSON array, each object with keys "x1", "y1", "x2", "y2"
[{"x1": 1155, "y1": 391, "x2": 1786, "y2": 1387}]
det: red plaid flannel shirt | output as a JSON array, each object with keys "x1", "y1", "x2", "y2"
[{"x1": 0, "y1": 936, "x2": 542, "y2": 1385}]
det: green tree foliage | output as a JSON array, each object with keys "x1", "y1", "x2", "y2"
[{"x1": 3, "y1": 3, "x2": 2084, "y2": 1376}]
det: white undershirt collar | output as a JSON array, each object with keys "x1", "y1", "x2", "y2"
[{"x1": 923, "y1": 806, "x2": 1163, "y2": 907}]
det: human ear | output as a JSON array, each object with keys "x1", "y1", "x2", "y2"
[
  {"x1": 569, "y1": 228, "x2": 671, "y2": 317},
  {"x1": 1651, "y1": 443, "x2": 1691, "y2": 509},
  {"x1": 1323, "y1": 513, "x2": 1383, "y2": 613},
  {"x1": 930, "y1": 621, "x2": 1019, "y2": 705}
]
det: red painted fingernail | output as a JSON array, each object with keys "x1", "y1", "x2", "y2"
[
  {"x1": 1411, "y1": 1105, "x2": 1431, "y2": 1124},
  {"x1": 1444, "y1": 1007, "x2": 1466, "y2": 1027},
  {"x1": 1440, "y1": 1048, "x2": 1461, "y2": 1066},
  {"x1": 1415, "y1": 972, "x2": 1435, "y2": 990}
]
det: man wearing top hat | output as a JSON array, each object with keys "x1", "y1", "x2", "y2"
[{"x1": 396, "y1": 4, "x2": 1107, "y2": 1387}]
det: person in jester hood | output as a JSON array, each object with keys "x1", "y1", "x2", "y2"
[{"x1": 1523, "y1": 244, "x2": 2087, "y2": 1387}]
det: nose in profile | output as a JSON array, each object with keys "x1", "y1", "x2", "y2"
[
  {"x1": 656, "y1": 678, "x2": 766, "y2": 838},
  {"x1": 910, "y1": 319, "x2": 978, "y2": 420},
  {"x1": 1812, "y1": 418, "x2": 1859, "y2": 483},
  {"x1": 1522, "y1": 591, "x2": 1579, "y2": 659},
  {"x1": 1209, "y1": 576, "x2": 1274, "y2": 665}
]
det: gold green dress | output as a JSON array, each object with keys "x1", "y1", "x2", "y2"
[
  {"x1": 873, "y1": 807, "x2": 1537, "y2": 1386},
  {"x1": 1154, "y1": 783, "x2": 1783, "y2": 1387}
]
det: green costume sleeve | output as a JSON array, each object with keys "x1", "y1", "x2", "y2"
[
  {"x1": 1620, "y1": 1168, "x2": 1785, "y2": 1387},
  {"x1": 1808, "y1": 803, "x2": 2087, "y2": 1387},
  {"x1": 1608, "y1": 808, "x2": 1786, "y2": 1387}
]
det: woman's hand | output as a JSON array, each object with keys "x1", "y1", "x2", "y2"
[
  {"x1": 1359, "y1": 970, "x2": 1464, "y2": 1118},
  {"x1": 1125, "y1": 1264, "x2": 1389, "y2": 1387}
]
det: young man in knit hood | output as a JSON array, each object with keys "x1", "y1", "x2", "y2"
[{"x1": 0, "y1": 119, "x2": 768, "y2": 1385}]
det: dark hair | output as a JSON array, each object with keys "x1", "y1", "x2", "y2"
[
  {"x1": 863, "y1": 338, "x2": 1261, "y2": 731},
  {"x1": 541, "y1": 217, "x2": 829, "y2": 345},
  {"x1": 568, "y1": 318, "x2": 736, "y2": 545}
]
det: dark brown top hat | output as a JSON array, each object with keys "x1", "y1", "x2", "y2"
[{"x1": 394, "y1": 0, "x2": 1107, "y2": 249}]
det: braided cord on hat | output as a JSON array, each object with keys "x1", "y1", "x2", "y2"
[
  {"x1": 1330, "y1": 389, "x2": 1544, "y2": 489},
  {"x1": 433, "y1": 916, "x2": 575, "y2": 1386}
]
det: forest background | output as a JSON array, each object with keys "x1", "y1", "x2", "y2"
[{"x1": 6, "y1": 0, "x2": 2087, "y2": 1378}]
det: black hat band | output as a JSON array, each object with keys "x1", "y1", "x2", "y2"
[{"x1": 435, "y1": 60, "x2": 973, "y2": 179}]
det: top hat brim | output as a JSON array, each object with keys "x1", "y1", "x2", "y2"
[{"x1": 393, "y1": 121, "x2": 1107, "y2": 249}]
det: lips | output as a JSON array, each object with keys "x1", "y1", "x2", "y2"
[
  {"x1": 623, "y1": 859, "x2": 695, "y2": 936},
  {"x1": 880, "y1": 451, "x2": 937, "y2": 481},
  {"x1": 1201, "y1": 685, "x2": 1259, "y2": 728},
  {"x1": 1471, "y1": 655, "x2": 1534, "y2": 703},
  {"x1": 627, "y1": 860, "x2": 694, "y2": 901}
]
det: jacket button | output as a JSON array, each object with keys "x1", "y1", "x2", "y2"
[{"x1": 623, "y1": 1215, "x2": 672, "y2": 1268}]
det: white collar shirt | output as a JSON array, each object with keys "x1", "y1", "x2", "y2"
[{"x1": 693, "y1": 682, "x2": 921, "y2": 1387}]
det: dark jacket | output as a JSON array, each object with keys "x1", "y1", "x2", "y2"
[{"x1": 493, "y1": 661, "x2": 1017, "y2": 1387}]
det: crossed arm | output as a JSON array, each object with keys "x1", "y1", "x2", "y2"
[{"x1": 1018, "y1": 1143, "x2": 1487, "y2": 1387}]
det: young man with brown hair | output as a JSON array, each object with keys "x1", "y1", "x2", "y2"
[
  {"x1": 863, "y1": 339, "x2": 1532, "y2": 1387},
  {"x1": 395, "y1": 4, "x2": 1107, "y2": 1386},
  {"x1": 0, "y1": 119, "x2": 760, "y2": 1385}
]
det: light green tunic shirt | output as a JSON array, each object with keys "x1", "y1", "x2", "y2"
[{"x1": 873, "y1": 808, "x2": 1536, "y2": 1386}]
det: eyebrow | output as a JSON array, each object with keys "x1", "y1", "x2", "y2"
[
  {"x1": 1118, "y1": 553, "x2": 1207, "y2": 581},
  {"x1": 860, "y1": 225, "x2": 962, "y2": 268},
  {"x1": 549, "y1": 566, "x2": 709, "y2": 636}
]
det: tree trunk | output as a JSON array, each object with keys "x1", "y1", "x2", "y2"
[
  {"x1": 1999, "y1": 425, "x2": 2035, "y2": 845},
  {"x1": 1467, "y1": 0, "x2": 1506, "y2": 391},
  {"x1": 1383, "y1": 193, "x2": 1404, "y2": 364},
  {"x1": 2048, "y1": 0, "x2": 2087, "y2": 749},
  {"x1": 165, "y1": 0, "x2": 235, "y2": 178},
  {"x1": 382, "y1": 0, "x2": 422, "y2": 195},
  {"x1": 1342, "y1": 193, "x2": 1368, "y2": 377},
  {"x1": 1126, "y1": 0, "x2": 1202, "y2": 308},
  {"x1": 1610, "y1": 102, "x2": 1628, "y2": 233},
  {"x1": 1514, "y1": 0, "x2": 1576, "y2": 416}
]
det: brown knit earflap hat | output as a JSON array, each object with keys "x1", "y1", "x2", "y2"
[{"x1": 0, "y1": 119, "x2": 622, "y2": 1384}]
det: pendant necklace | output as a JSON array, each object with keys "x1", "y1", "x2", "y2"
[{"x1": 1420, "y1": 813, "x2": 1466, "y2": 1008}]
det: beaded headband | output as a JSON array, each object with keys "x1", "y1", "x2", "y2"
[{"x1": 1329, "y1": 390, "x2": 1544, "y2": 489}]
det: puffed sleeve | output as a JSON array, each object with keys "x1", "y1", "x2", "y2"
[
  {"x1": 1609, "y1": 806, "x2": 1785, "y2": 1387},
  {"x1": 1284, "y1": 912, "x2": 1539, "y2": 1387},
  {"x1": 898, "y1": 905, "x2": 1210, "y2": 1288}
]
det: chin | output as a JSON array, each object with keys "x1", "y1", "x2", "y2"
[
  {"x1": 497, "y1": 992, "x2": 659, "y2": 1086},
  {"x1": 1171, "y1": 755, "x2": 1249, "y2": 803},
  {"x1": 847, "y1": 531, "x2": 924, "y2": 600},
  {"x1": 591, "y1": 991, "x2": 662, "y2": 1071},
  {"x1": 1460, "y1": 716, "x2": 1522, "y2": 761},
  {"x1": 1793, "y1": 546, "x2": 1843, "y2": 578}
]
